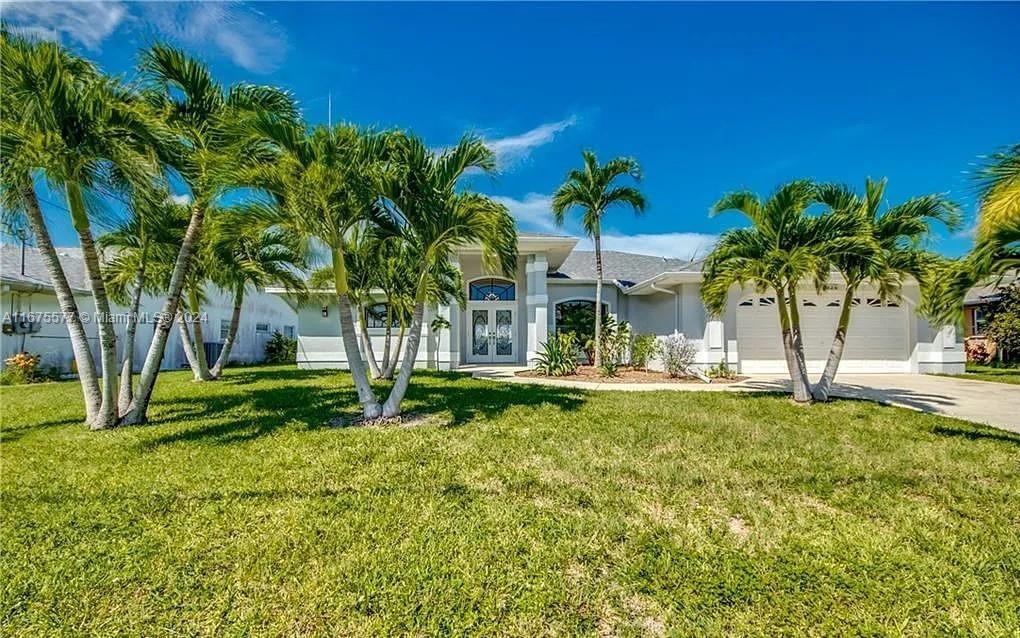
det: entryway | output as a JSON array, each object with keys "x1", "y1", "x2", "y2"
[{"x1": 467, "y1": 304, "x2": 516, "y2": 364}]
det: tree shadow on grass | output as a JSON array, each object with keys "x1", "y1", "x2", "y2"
[
  {"x1": 141, "y1": 368, "x2": 587, "y2": 449},
  {"x1": 400, "y1": 372, "x2": 587, "y2": 426},
  {"x1": 931, "y1": 424, "x2": 1020, "y2": 446}
]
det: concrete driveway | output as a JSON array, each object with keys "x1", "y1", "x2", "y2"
[
  {"x1": 739, "y1": 374, "x2": 1020, "y2": 433},
  {"x1": 465, "y1": 365, "x2": 1020, "y2": 433}
]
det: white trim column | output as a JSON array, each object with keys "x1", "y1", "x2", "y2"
[
  {"x1": 525, "y1": 253, "x2": 548, "y2": 366},
  {"x1": 435, "y1": 255, "x2": 461, "y2": 370}
]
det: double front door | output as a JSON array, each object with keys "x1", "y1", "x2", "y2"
[{"x1": 468, "y1": 305, "x2": 516, "y2": 363}]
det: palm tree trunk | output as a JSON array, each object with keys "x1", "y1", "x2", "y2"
[
  {"x1": 118, "y1": 246, "x2": 147, "y2": 413},
  {"x1": 382, "y1": 295, "x2": 425, "y2": 418},
  {"x1": 332, "y1": 248, "x2": 381, "y2": 419},
  {"x1": 187, "y1": 286, "x2": 213, "y2": 381},
  {"x1": 380, "y1": 301, "x2": 393, "y2": 375},
  {"x1": 121, "y1": 201, "x2": 206, "y2": 425},
  {"x1": 210, "y1": 283, "x2": 243, "y2": 378},
  {"x1": 178, "y1": 308, "x2": 202, "y2": 375},
  {"x1": 813, "y1": 286, "x2": 856, "y2": 401},
  {"x1": 359, "y1": 304, "x2": 382, "y2": 379},
  {"x1": 19, "y1": 182, "x2": 102, "y2": 424},
  {"x1": 66, "y1": 182, "x2": 118, "y2": 429},
  {"x1": 593, "y1": 229, "x2": 604, "y2": 369},
  {"x1": 784, "y1": 286, "x2": 813, "y2": 403},
  {"x1": 383, "y1": 322, "x2": 406, "y2": 380}
]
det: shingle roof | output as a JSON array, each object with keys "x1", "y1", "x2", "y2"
[
  {"x1": 1, "y1": 244, "x2": 90, "y2": 292},
  {"x1": 552, "y1": 250, "x2": 698, "y2": 287},
  {"x1": 964, "y1": 272, "x2": 1018, "y2": 305}
]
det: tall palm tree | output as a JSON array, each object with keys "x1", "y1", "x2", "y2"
[
  {"x1": 98, "y1": 192, "x2": 187, "y2": 410},
  {"x1": 1, "y1": 30, "x2": 164, "y2": 429},
  {"x1": 206, "y1": 208, "x2": 306, "y2": 378},
  {"x1": 122, "y1": 44, "x2": 299, "y2": 425},
  {"x1": 551, "y1": 151, "x2": 646, "y2": 368},
  {"x1": 811, "y1": 179, "x2": 959, "y2": 400},
  {"x1": 378, "y1": 133, "x2": 516, "y2": 418},
  {"x1": 703, "y1": 181, "x2": 870, "y2": 403},
  {"x1": 0, "y1": 31, "x2": 103, "y2": 423},
  {"x1": 250, "y1": 123, "x2": 390, "y2": 419}
]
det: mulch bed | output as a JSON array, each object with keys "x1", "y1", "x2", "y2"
[{"x1": 517, "y1": 366, "x2": 746, "y2": 384}]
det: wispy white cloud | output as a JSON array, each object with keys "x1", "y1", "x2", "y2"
[
  {"x1": 577, "y1": 232, "x2": 717, "y2": 260},
  {"x1": 3, "y1": 1, "x2": 127, "y2": 50},
  {"x1": 141, "y1": 3, "x2": 288, "y2": 73},
  {"x1": 483, "y1": 116, "x2": 578, "y2": 169},
  {"x1": 492, "y1": 191, "x2": 717, "y2": 259},
  {"x1": 491, "y1": 193, "x2": 562, "y2": 233},
  {"x1": 2, "y1": 1, "x2": 288, "y2": 73}
]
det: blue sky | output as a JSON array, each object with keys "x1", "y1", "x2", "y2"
[{"x1": 6, "y1": 1, "x2": 1019, "y2": 257}]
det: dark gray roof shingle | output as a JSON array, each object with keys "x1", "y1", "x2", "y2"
[
  {"x1": 552, "y1": 250, "x2": 697, "y2": 287},
  {"x1": 1, "y1": 244, "x2": 90, "y2": 291}
]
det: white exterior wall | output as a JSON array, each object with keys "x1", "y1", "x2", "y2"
[
  {"x1": 294, "y1": 299, "x2": 435, "y2": 370},
  {"x1": 1, "y1": 285, "x2": 296, "y2": 373}
]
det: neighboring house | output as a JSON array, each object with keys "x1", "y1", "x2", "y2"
[
  {"x1": 1, "y1": 245, "x2": 297, "y2": 372},
  {"x1": 962, "y1": 272, "x2": 1017, "y2": 362},
  {"x1": 275, "y1": 233, "x2": 965, "y2": 375}
]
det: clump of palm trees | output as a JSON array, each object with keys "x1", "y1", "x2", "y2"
[
  {"x1": 0, "y1": 29, "x2": 515, "y2": 427},
  {"x1": 703, "y1": 179, "x2": 959, "y2": 403}
]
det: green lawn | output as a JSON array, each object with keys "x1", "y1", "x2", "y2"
[
  {"x1": 961, "y1": 363, "x2": 1020, "y2": 385},
  {"x1": 2, "y1": 366, "x2": 1018, "y2": 636}
]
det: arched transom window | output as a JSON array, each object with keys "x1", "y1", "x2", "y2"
[{"x1": 469, "y1": 278, "x2": 516, "y2": 301}]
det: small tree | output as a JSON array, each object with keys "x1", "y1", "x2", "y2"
[
  {"x1": 631, "y1": 334, "x2": 659, "y2": 371},
  {"x1": 986, "y1": 283, "x2": 1020, "y2": 363}
]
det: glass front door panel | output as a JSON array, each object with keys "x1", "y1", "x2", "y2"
[
  {"x1": 495, "y1": 310, "x2": 512, "y2": 356},
  {"x1": 472, "y1": 310, "x2": 489, "y2": 355}
]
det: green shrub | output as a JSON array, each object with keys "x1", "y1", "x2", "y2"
[
  {"x1": 264, "y1": 331, "x2": 297, "y2": 364},
  {"x1": 707, "y1": 360, "x2": 737, "y2": 379},
  {"x1": 0, "y1": 352, "x2": 58, "y2": 385},
  {"x1": 597, "y1": 317, "x2": 631, "y2": 377},
  {"x1": 0, "y1": 366, "x2": 32, "y2": 386},
  {"x1": 535, "y1": 332, "x2": 578, "y2": 377},
  {"x1": 631, "y1": 333, "x2": 659, "y2": 371}
]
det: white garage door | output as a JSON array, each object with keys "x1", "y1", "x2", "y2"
[{"x1": 736, "y1": 292, "x2": 911, "y2": 374}]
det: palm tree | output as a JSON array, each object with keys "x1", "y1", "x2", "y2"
[
  {"x1": 811, "y1": 179, "x2": 959, "y2": 400},
  {"x1": 922, "y1": 145, "x2": 1020, "y2": 326},
  {"x1": 1, "y1": 30, "x2": 164, "y2": 429},
  {"x1": 552, "y1": 151, "x2": 646, "y2": 368},
  {"x1": 250, "y1": 123, "x2": 390, "y2": 419},
  {"x1": 0, "y1": 31, "x2": 104, "y2": 423},
  {"x1": 703, "y1": 181, "x2": 870, "y2": 403},
  {"x1": 973, "y1": 144, "x2": 1020, "y2": 277},
  {"x1": 378, "y1": 133, "x2": 516, "y2": 418},
  {"x1": 98, "y1": 192, "x2": 187, "y2": 410},
  {"x1": 206, "y1": 208, "x2": 306, "y2": 378},
  {"x1": 122, "y1": 44, "x2": 299, "y2": 425}
]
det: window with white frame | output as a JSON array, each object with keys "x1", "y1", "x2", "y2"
[
  {"x1": 974, "y1": 306, "x2": 989, "y2": 335},
  {"x1": 220, "y1": 319, "x2": 230, "y2": 341},
  {"x1": 255, "y1": 322, "x2": 270, "y2": 334},
  {"x1": 283, "y1": 325, "x2": 295, "y2": 339}
]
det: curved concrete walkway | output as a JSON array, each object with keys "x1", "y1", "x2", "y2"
[{"x1": 462, "y1": 365, "x2": 1020, "y2": 433}]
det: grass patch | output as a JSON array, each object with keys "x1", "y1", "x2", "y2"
[
  {"x1": 2, "y1": 365, "x2": 1018, "y2": 635},
  {"x1": 959, "y1": 363, "x2": 1020, "y2": 385}
]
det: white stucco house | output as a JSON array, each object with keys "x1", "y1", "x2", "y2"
[
  {"x1": 1, "y1": 245, "x2": 297, "y2": 372},
  {"x1": 278, "y1": 233, "x2": 966, "y2": 375}
]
